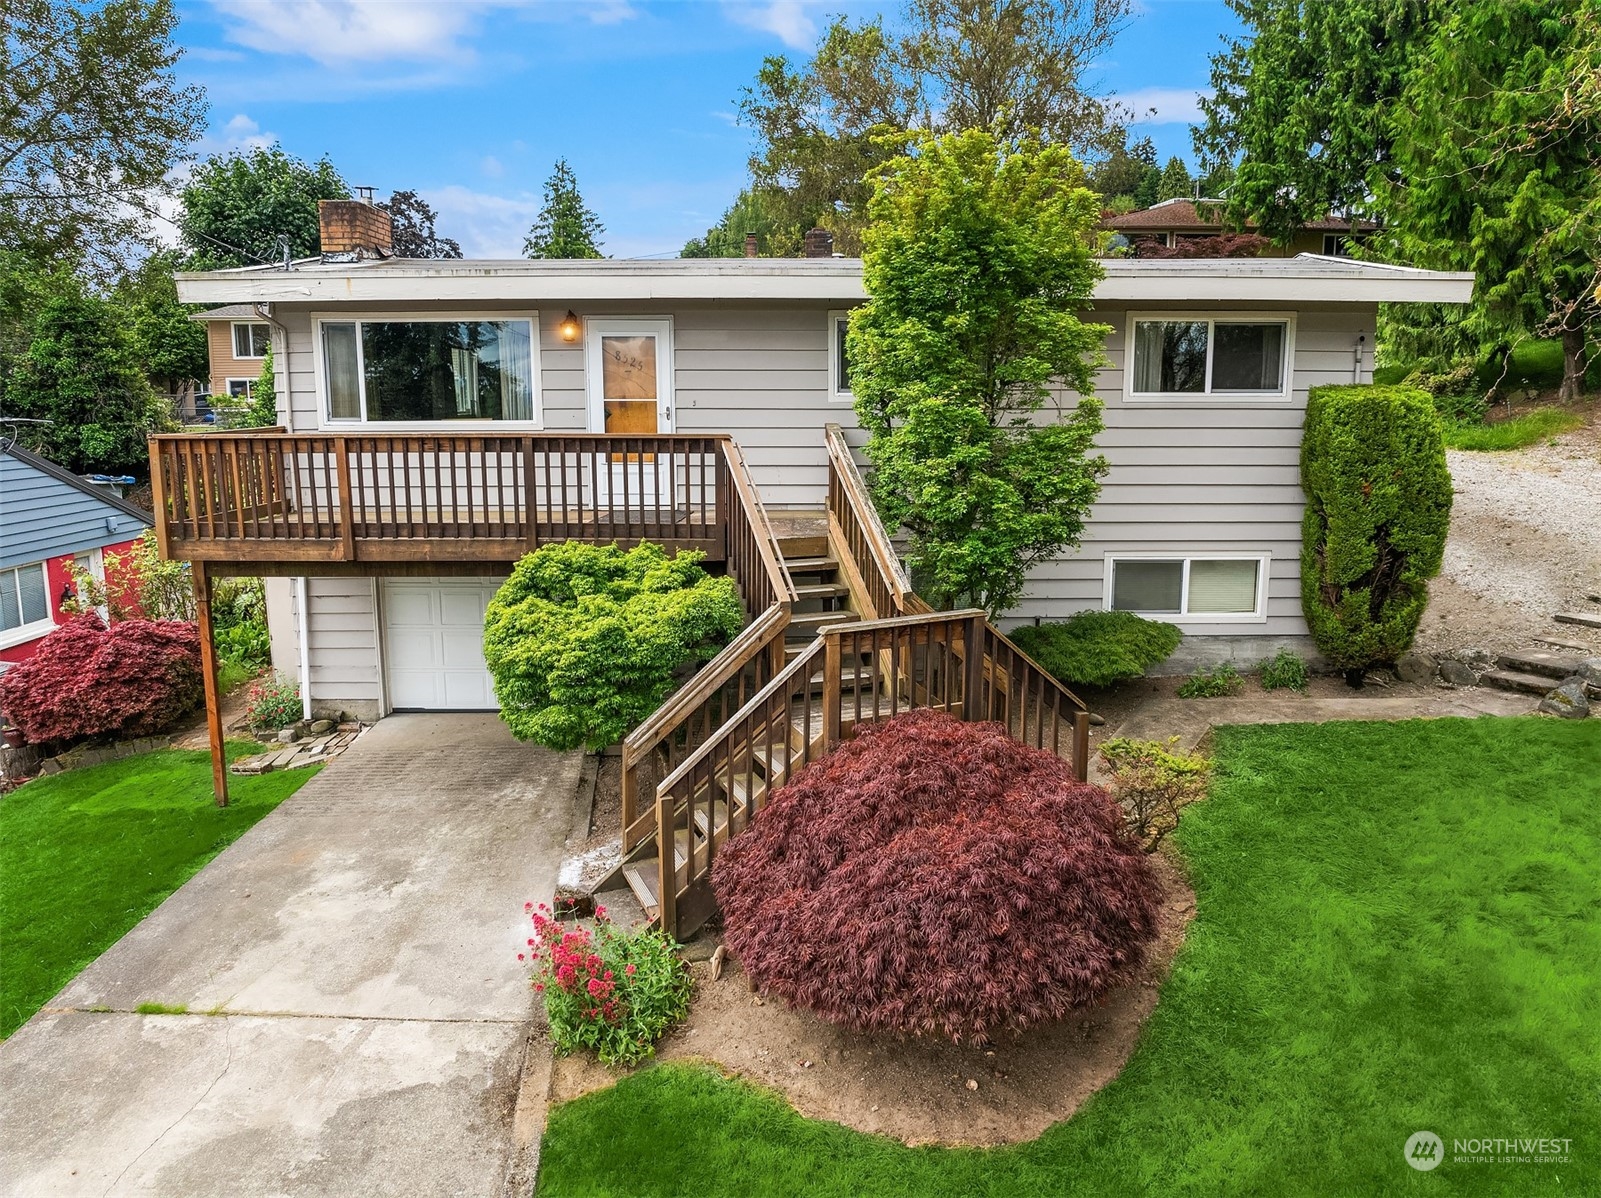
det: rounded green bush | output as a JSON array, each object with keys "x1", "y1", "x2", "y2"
[{"x1": 1010, "y1": 610, "x2": 1182, "y2": 688}]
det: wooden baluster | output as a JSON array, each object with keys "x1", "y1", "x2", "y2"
[
  {"x1": 656, "y1": 793, "x2": 676, "y2": 935},
  {"x1": 336, "y1": 437, "x2": 355, "y2": 560}
]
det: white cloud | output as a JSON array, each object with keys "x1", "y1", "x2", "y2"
[
  {"x1": 481, "y1": 155, "x2": 506, "y2": 178},
  {"x1": 210, "y1": 113, "x2": 277, "y2": 153},
  {"x1": 1119, "y1": 87, "x2": 1209, "y2": 126},
  {"x1": 421, "y1": 184, "x2": 540, "y2": 258},
  {"x1": 723, "y1": 0, "x2": 818, "y2": 49}
]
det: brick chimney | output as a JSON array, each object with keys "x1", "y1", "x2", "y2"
[
  {"x1": 744, "y1": 231, "x2": 759, "y2": 258},
  {"x1": 803, "y1": 227, "x2": 834, "y2": 258},
  {"x1": 319, "y1": 197, "x2": 393, "y2": 260}
]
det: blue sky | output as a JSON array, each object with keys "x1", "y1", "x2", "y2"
[{"x1": 169, "y1": 0, "x2": 1242, "y2": 259}]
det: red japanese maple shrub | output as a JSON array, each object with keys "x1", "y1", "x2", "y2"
[
  {"x1": 712, "y1": 709, "x2": 1162, "y2": 1043},
  {"x1": 0, "y1": 614, "x2": 202, "y2": 746}
]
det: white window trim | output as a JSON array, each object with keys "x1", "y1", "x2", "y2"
[
  {"x1": 231, "y1": 320, "x2": 271, "y2": 360},
  {"x1": 1123, "y1": 311, "x2": 1296, "y2": 404},
  {"x1": 1102, "y1": 552, "x2": 1271, "y2": 624},
  {"x1": 225, "y1": 377, "x2": 255, "y2": 399},
  {"x1": 827, "y1": 309, "x2": 854, "y2": 403},
  {"x1": 0, "y1": 561, "x2": 56, "y2": 649},
  {"x1": 312, "y1": 311, "x2": 544, "y2": 431}
]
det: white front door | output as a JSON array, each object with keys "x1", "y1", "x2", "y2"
[
  {"x1": 585, "y1": 318, "x2": 674, "y2": 506},
  {"x1": 381, "y1": 577, "x2": 503, "y2": 710}
]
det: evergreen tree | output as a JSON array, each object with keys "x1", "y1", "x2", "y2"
[
  {"x1": 1155, "y1": 156, "x2": 1194, "y2": 202},
  {"x1": 523, "y1": 161, "x2": 605, "y2": 259}
]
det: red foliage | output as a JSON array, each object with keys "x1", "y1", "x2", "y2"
[
  {"x1": 0, "y1": 614, "x2": 202, "y2": 746},
  {"x1": 1134, "y1": 233, "x2": 1273, "y2": 259},
  {"x1": 712, "y1": 710, "x2": 1163, "y2": 1043}
]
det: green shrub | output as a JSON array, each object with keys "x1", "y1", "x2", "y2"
[
  {"x1": 244, "y1": 674, "x2": 300, "y2": 730},
  {"x1": 1432, "y1": 390, "x2": 1490, "y2": 425},
  {"x1": 483, "y1": 541, "x2": 743, "y2": 751},
  {"x1": 1300, "y1": 384, "x2": 1452, "y2": 684},
  {"x1": 1097, "y1": 736, "x2": 1210, "y2": 851},
  {"x1": 1259, "y1": 649, "x2": 1309, "y2": 692},
  {"x1": 1177, "y1": 663, "x2": 1243, "y2": 698},
  {"x1": 525, "y1": 902, "x2": 692, "y2": 1068},
  {"x1": 1009, "y1": 610, "x2": 1182, "y2": 688}
]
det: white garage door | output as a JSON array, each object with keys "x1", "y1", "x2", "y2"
[{"x1": 381, "y1": 578, "x2": 504, "y2": 711}]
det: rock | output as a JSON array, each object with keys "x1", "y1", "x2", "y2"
[
  {"x1": 710, "y1": 944, "x2": 727, "y2": 981},
  {"x1": 1456, "y1": 647, "x2": 1496, "y2": 668},
  {"x1": 1439, "y1": 659, "x2": 1478, "y2": 687},
  {"x1": 1086, "y1": 712, "x2": 1106, "y2": 727},
  {"x1": 308, "y1": 719, "x2": 335, "y2": 735},
  {"x1": 276, "y1": 727, "x2": 301, "y2": 744},
  {"x1": 1395, "y1": 651, "x2": 1439, "y2": 685},
  {"x1": 679, "y1": 936, "x2": 719, "y2": 963},
  {"x1": 1577, "y1": 658, "x2": 1601, "y2": 689},
  {"x1": 965, "y1": 1079, "x2": 979, "y2": 1092},
  {"x1": 1538, "y1": 677, "x2": 1590, "y2": 719},
  {"x1": 336, "y1": 721, "x2": 361, "y2": 733}
]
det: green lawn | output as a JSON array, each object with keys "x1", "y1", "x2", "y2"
[
  {"x1": 0, "y1": 743, "x2": 315, "y2": 1038},
  {"x1": 1443, "y1": 407, "x2": 1586, "y2": 451},
  {"x1": 539, "y1": 718, "x2": 1601, "y2": 1197}
]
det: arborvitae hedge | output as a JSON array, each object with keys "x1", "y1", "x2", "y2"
[{"x1": 1300, "y1": 384, "x2": 1452, "y2": 682}]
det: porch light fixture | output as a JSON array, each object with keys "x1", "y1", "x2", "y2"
[{"x1": 559, "y1": 310, "x2": 581, "y2": 342}]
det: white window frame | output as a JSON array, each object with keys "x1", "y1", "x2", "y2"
[
  {"x1": 231, "y1": 321, "x2": 271, "y2": 360},
  {"x1": 1123, "y1": 311, "x2": 1296, "y2": 404},
  {"x1": 827, "y1": 309, "x2": 855, "y2": 403},
  {"x1": 0, "y1": 561, "x2": 56, "y2": 648},
  {"x1": 312, "y1": 311, "x2": 543, "y2": 431},
  {"x1": 225, "y1": 377, "x2": 255, "y2": 400},
  {"x1": 1102, "y1": 552, "x2": 1271, "y2": 624}
]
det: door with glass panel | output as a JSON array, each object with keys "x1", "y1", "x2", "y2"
[{"x1": 584, "y1": 318, "x2": 673, "y2": 511}]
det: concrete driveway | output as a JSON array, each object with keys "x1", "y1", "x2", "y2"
[{"x1": 0, "y1": 715, "x2": 581, "y2": 1198}]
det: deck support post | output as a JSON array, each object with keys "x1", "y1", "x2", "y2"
[
  {"x1": 192, "y1": 561, "x2": 229, "y2": 807},
  {"x1": 963, "y1": 614, "x2": 986, "y2": 723},
  {"x1": 1072, "y1": 710, "x2": 1091, "y2": 783},
  {"x1": 822, "y1": 629, "x2": 842, "y2": 748}
]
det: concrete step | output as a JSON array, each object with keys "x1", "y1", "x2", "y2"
[
  {"x1": 1496, "y1": 649, "x2": 1584, "y2": 680},
  {"x1": 589, "y1": 884, "x2": 651, "y2": 934},
  {"x1": 1479, "y1": 668, "x2": 1559, "y2": 696},
  {"x1": 1534, "y1": 634, "x2": 1591, "y2": 652},
  {"x1": 621, "y1": 860, "x2": 662, "y2": 921},
  {"x1": 1554, "y1": 612, "x2": 1601, "y2": 629}
]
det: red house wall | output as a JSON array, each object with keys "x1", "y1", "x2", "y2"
[{"x1": 0, "y1": 537, "x2": 144, "y2": 665}]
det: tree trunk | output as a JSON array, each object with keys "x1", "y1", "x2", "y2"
[
  {"x1": 1344, "y1": 667, "x2": 1366, "y2": 690},
  {"x1": 1558, "y1": 326, "x2": 1587, "y2": 404}
]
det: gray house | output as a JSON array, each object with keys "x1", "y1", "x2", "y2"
[{"x1": 168, "y1": 199, "x2": 1472, "y2": 721}]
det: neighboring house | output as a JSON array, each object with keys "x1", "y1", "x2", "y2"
[
  {"x1": 0, "y1": 444, "x2": 152, "y2": 664},
  {"x1": 163, "y1": 197, "x2": 1471, "y2": 723},
  {"x1": 192, "y1": 303, "x2": 274, "y2": 411},
  {"x1": 1105, "y1": 198, "x2": 1379, "y2": 258}
]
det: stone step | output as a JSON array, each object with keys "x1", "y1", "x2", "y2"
[
  {"x1": 1554, "y1": 612, "x2": 1601, "y2": 629},
  {"x1": 589, "y1": 884, "x2": 651, "y2": 934},
  {"x1": 1479, "y1": 668, "x2": 1559, "y2": 696},
  {"x1": 1496, "y1": 649, "x2": 1584, "y2": 680},
  {"x1": 1534, "y1": 634, "x2": 1591, "y2": 652}
]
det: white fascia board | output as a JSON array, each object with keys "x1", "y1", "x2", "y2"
[{"x1": 1092, "y1": 273, "x2": 1475, "y2": 304}]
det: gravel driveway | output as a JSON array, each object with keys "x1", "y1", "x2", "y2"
[{"x1": 1417, "y1": 416, "x2": 1601, "y2": 658}]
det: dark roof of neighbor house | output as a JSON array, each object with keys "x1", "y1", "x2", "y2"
[
  {"x1": 0, "y1": 442, "x2": 153, "y2": 524},
  {"x1": 189, "y1": 303, "x2": 262, "y2": 323},
  {"x1": 1104, "y1": 197, "x2": 1378, "y2": 234}
]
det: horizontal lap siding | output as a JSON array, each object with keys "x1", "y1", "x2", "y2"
[
  {"x1": 1012, "y1": 306, "x2": 1374, "y2": 635},
  {"x1": 0, "y1": 456, "x2": 149, "y2": 570},
  {"x1": 304, "y1": 577, "x2": 380, "y2": 703}
]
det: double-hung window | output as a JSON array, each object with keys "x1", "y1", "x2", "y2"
[
  {"x1": 1127, "y1": 314, "x2": 1292, "y2": 400},
  {"x1": 318, "y1": 315, "x2": 540, "y2": 426},
  {"x1": 0, "y1": 562, "x2": 52, "y2": 646},
  {"x1": 232, "y1": 322, "x2": 271, "y2": 359},
  {"x1": 1106, "y1": 555, "x2": 1267, "y2": 621}
]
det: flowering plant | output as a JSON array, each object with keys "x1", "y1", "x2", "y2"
[
  {"x1": 245, "y1": 674, "x2": 301, "y2": 730},
  {"x1": 522, "y1": 902, "x2": 692, "y2": 1067}
]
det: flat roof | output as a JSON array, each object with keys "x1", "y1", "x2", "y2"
[{"x1": 174, "y1": 254, "x2": 1474, "y2": 307}]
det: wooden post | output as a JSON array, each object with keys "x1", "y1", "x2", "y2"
[
  {"x1": 821, "y1": 629, "x2": 843, "y2": 749},
  {"x1": 656, "y1": 793, "x2": 677, "y2": 936},
  {"x1": 192, "y1": 562, "x2": 229, "y2": 807},
  {"x1": 963, "y1": 614, "x2": 986, "y2": 723},
  {"x1": 1072, "y1": 709, "x2": 1091, "y2": 783},
  {"x1": 335, "y1": 437, "x2": 356, "y2": 561},
  {"x1": 148, "y1": 437, "x2": 171, "y2": 559}
]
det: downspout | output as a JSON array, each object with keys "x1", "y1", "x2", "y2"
[
  {"x1": 1354, "y1": 333, "x2": 1367, "y2": 383},
  {"x1": 296, "y1": 576, "x2": 312, "y2": 721}
]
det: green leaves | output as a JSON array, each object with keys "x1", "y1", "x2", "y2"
[
  {"x1": 483, "y1": 542, "x2": 744, "y2": 751},
  {"x1": 523, "y1": 160, "x2": 605, "y2": 259},
  {"x1": 178, "y1": 145, "x2": 349, "y2": 269},
  {"x1": 849, "y1": 129, "x2": 1109, "y2": 616}
]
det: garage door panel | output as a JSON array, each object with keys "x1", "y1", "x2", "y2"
[{"x1": 381, "y1": 578, "x2": 503, "y2": 711}]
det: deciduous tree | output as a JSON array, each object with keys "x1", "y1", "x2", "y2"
[
  {"x1": 681, "y1": 188, "x2": 806, "y2": 258},
  {"x1": 523, "y1": 160, "x2": 604, "y2": 259},
  {"x1": 382, "y1": 189, "x2": 462, "y2": 258},
  {"x1": 849, "y1": 129, "x2": 1109, "y2": 616},
  {"x1": 177, "y1": 145, "x2": 349, "y2": 269}
]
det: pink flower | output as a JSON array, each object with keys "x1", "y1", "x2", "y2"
[
  {"x1": 595, "y1": 903, "x2": 608, "y2": 919},
  {"x1": 524, "y1": 902, "x2": 533, "y2": 912},
  {"x1": 625, "y1": 964, "x2": 637, "y2": 976},
  {"x1": 516, "y1": 953, "x2": 525, "y2": 962}
]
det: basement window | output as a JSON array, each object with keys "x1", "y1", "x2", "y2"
[
  {"x1": 1106, "y1": 555, "x2": 1267, "y2": 621},
  {"x1": 318, "y1": 315, "x2": 540, "y2": 426},
  {"x1": 1127, "y1": 314, "x2": 1292, "y2": 400}
]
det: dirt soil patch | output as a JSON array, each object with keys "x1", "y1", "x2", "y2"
[{"x1": 549, "y1": 853, "x2": 1194, "y2": 1147}]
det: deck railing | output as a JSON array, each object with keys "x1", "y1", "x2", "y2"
[{"x1": 149, "y1": 431, "x2": 729, "y2": 563}]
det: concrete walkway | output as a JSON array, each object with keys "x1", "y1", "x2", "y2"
[{"x1": 0, "y1": 715, "x2": 581, "y2": 1198}]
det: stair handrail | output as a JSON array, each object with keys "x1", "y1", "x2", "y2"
[{"x1": 823, "y1": 423, "x2": 911, "y2": 613}]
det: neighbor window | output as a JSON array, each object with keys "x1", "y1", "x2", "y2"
[
  {"x1": 232, "y1": 322, "x2": 271, "y2": 359},
  {"x1": 1322, "y1": 234, "x2": 1369, "y2": 258},
  {"x1": 1129, "y1": 316, "x2": 1290, "y2": 397},
  {"x1": 1108, "y1": 556, "x2": 1265, "y2": 619},
  {"x1": 0, "y1": 562, "x2": 51, "y2": 637},
  {"x1": 226, "y1": 378, "x2": 254, "y2": 399},
  {"x1": 828, "y1": 310, "x2": 855, "y2": 401},
  {"x1": 320, "y1": 317, "x2": 538, "y2": 424}
]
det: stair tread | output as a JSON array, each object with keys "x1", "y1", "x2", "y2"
[
  {"x1": 793, "y1": 583, "x2": 849, "y2": 600},
  {"x1": 1554, "y1": 612, "x2": 1601, "y2": 629},
  {"x1": 785, "y1": 556, "x2": 839, "y2": 573},
  {"x1": 788, "y1": 609, "x2": 855, "y2": 625},
  {"x1": 1496, "y1": 649, "x2": 1584, "y2": 678},
  {"x1": 1480, "y1": 668, "x2": 1562, "y2": 695},
  {"x1": 621, "y1": 861, "x2": 662, "y2": 918}
]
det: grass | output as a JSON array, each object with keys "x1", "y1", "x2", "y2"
[
  {"x1": 0, "y1": 742, "x2": 316, "y2": 1038},
  {"x1": 538, "y1": 718, "x2": 1601, "y2": 1197},
  {"x1": 1442, "y1": 407, "x2": 1586, "y2": 451}
]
